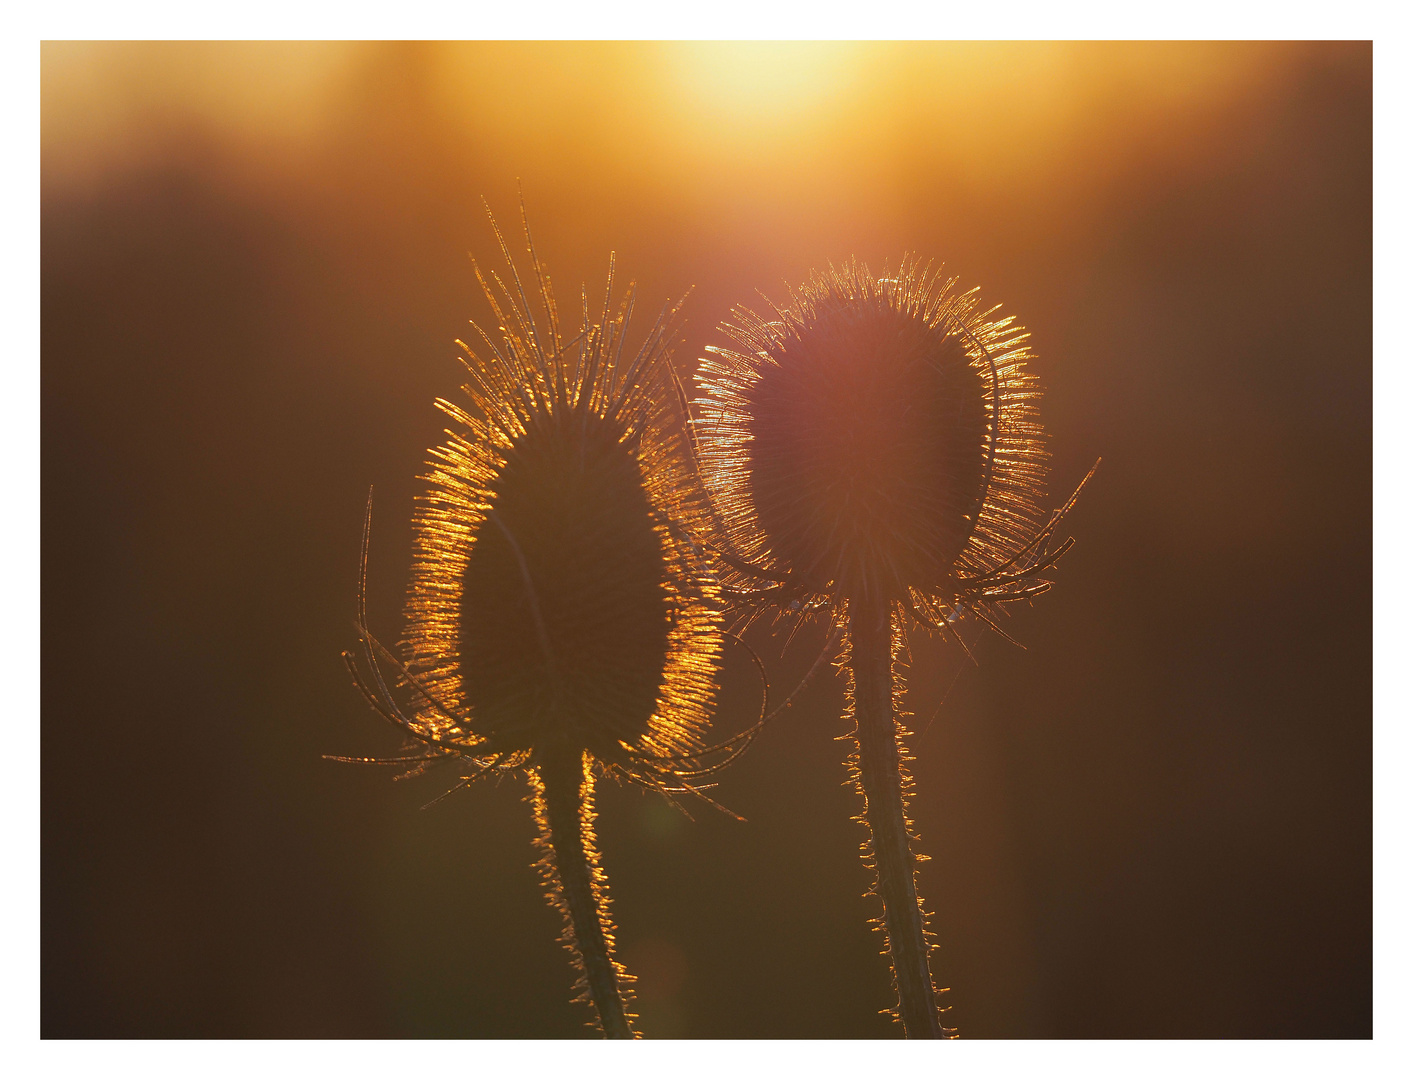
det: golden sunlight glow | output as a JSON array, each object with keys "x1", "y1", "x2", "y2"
[
  {"x1": 44, "y1": 42, "x2": 1295, "y2": 207},
  {"x1": 670, "y1": 42, "x2": 861, "y2": 122}
]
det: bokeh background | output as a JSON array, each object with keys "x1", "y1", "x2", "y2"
[{"x1": 42, "y1": 41, "x2": 1370, "y2": 1038}]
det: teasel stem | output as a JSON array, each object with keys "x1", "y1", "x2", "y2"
[
  {"x1": 850, "y1": 591, "x2": 946, "y2": 1039},
  {"x1": 536, "y1": 744, "x2": 636, "y2": 1039}
]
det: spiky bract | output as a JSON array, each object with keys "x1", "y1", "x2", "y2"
[
  {"x1": 402, "y1": 241, "x2": 723, "y2": 784},
  {"x1": 694, "y1": 258, "x2": 1051, "y2": 629}
]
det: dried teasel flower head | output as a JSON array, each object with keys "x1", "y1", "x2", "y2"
[
  {"x1": 340, "y1": 210, "x2": 742, "y2": 1038},
  {"x1": 695, "y1": 258, "x2": 1086, "y2": 640},
  {"x1": 691, "y1": 258, "x2": 1093, "y2": 1038},
  {"x1": 386, "y1": 227, "x2": 725, "y2": 787}
]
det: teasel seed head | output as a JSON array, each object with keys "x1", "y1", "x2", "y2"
[
  {"x1": 398, "y1": 228, "x2": 724, "y2": 784},
  {"x1": 339, "y1": 209, "x2": 742, "y2": 1038},
  {"x1": 690, "y1": 256, "x2": 1091, "y2": 1037},
  {"x1": 695, "y1": 257, "x2": 1076, "y2": 637}
]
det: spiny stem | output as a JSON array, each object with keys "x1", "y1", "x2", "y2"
[
  {"x1": 537, "y1": 745, "x2": 636, "y2": 1039},
  {"x1": 850, "y1": 593, "x2": 946, "y2": 1039}
]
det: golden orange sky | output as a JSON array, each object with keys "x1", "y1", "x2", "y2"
[{"x1": 43, "y1": 41, "x2": 1296, "y2": 202}]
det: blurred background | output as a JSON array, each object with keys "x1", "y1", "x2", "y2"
[{"x1": 41, "y1": 41, "x2": 1370, "y2": 1038}]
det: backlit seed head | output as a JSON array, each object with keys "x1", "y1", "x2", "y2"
[
  {"x1": 695, "y1": 258, "x2": 1053, "y2": 622},
  {"x1": 401, "y1": 229, "x2": 723, "y2": 779}
]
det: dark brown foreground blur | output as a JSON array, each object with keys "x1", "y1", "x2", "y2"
[{"x1": 42, "y1": 42, "x2": 1370, "y2": 1038}]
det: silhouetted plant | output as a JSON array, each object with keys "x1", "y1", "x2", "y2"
[
  {"x1": 692, "y1": 259, "x2": 1092, "y2": 1037},
  {"x1": 337, "y1": 211, "x2": 749, "y2": 1038}
]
